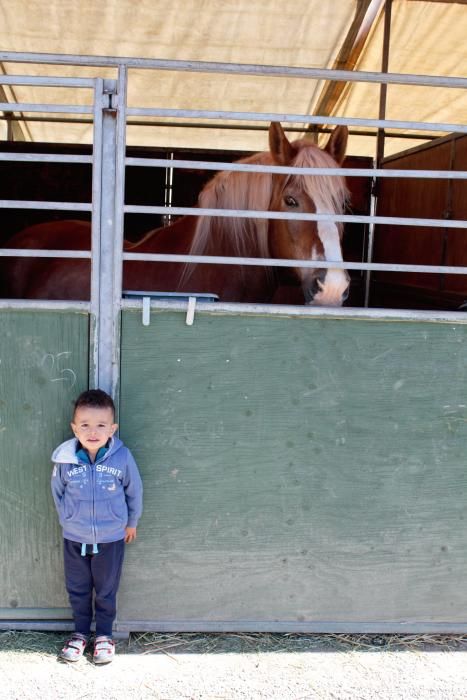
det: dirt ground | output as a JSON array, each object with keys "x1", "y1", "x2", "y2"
[{"x1": 1, "y1": 631, "x2": 467, "y2": 699}]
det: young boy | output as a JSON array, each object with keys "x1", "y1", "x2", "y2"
[{"x1": 51, "y1": 389, "x2": 143, "y2": 664}]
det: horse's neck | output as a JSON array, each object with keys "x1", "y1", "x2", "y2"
[{"x1": 123, "y1": 214, "x2": 277, "y2": 303}]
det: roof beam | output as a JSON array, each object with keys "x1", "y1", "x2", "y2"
[{"x1": 308, "y1": 0, "x2": 386, "y2": 129}]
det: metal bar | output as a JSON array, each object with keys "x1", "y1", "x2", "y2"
[
  {"x1": 364, "y1": 173, "x2": 378, "y2": 307},
  {"x1": 96, "y1": 80, "x2": 119, "y2": 396},
  {"x1": 0, "y1": 114, "x2": 438, "y2": 140},
  {"x1": 109, "y1": 65, "x2": 128, "y2": 402},
  {"x1": 125, "y1": 157, "x2": 467, "y2": 180},
  {"x1": 367, "y1": 0, "x2": 393, "y2": 307},
  {"x1": 126, "y1": 107, "x2": 467, "y2": 134},
  {"x1": 123, "y1": 204, "x2": 467, "y2": 229},
  {"x1": 0, "y1": 199, "x2": 91, "y2": 211},
  {"x1": 122, "y1": 251, "x2": 467, "y2": 275},
  {"x1": 0, "y1": 153, "x2": 92, "y2": 164},
  {"x1": 0, "y1": 102, "x2": 94, "y2": 114},
  {"x1": 0, "y1": 75, "x2": 95, "y2": 88},
  {"x1": 89, "y1": 78, "x2": 106, "y2": 389},
  {"x1": 0, "y1": 249, "x2": 91, "y2": 258},
  {"x1": 2, "y1": 248, "x2": 464, "y2": 274},
  {"x1": 2, "y1": 247, "x2": 465, "y2": 274},
  {"x1": 0, "y1": 300, "x2": 90, "y2": 311},
  {"x1": 120, "y1": 298, "x2": 467, "y2": 325},
  {"x1": 1, "y1": 51, "x2": 467, "y2": 89}
]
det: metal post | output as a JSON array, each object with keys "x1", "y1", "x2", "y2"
[
  {"x1": 364, "y1": 0, "x2": 392, "y2": 307},
  {"x1": 89, "y1": 78, "x2": 104, "y2": 388},
  {"x1": 98, "y1": 79, "x2": 118, "y2": 396},
  {"x1": 90, "y1": 76, "x2": 125, "y2": 397},
  {"x1": 109, "y1": 65, "x2": 127, "y2": 404}
]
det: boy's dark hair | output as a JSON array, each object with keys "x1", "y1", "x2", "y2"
[{"x1": 73, "y1": 389, "x2": 115, "y2": 419}]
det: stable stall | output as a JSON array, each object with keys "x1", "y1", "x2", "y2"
[{"x1": 1, "y1": 0, "x2": 467, "y2": 634}]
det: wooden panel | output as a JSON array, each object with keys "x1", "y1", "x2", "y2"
[
  {"x1": 444, "y1": 136, "x2": 467, "y2": 298},
  {"x1": 372, "y1": 134, "x2": 467, "y2": 310},
  {"x1": 0, "y1": 311, "x2": 88, "y2": 616},
  {"x1": 119, "y1": 309, "x2": 467, "y2": 626},
  {"x1": 374, "y1": 140, "x2": 451, "y2": 294}
]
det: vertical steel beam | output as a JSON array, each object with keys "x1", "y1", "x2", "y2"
[
  {"x1": 97, "y1": 78, "x2": 119, "y2": 396},
  {"x1": 109, "y1": 65, "x2": 127, "y2": 405},
  {"x1": 89, "y1": 74, "x2": 126, "y2": 399},
  {"x1": 90, "y1": 77, "x2": 107, "y2": 389}
]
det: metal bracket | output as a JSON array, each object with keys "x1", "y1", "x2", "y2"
[
  {"x1": 186, "y1": 296, "x2": 197, "y2": 326},
  {"x1": 103, "y1": 78, "x2": 118, "y2": 111},
  {"x1": 138, "y1": 293, "x2": 200, "y2": 326},
  {"x1": 142, "y1": 296, "x2": 151, "y2": 326}
]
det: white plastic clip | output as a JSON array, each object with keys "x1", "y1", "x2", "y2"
[
  {"x1": 186, "y1": 296, "x2": 196, "y2": 326},
  {"x1": 142, "y1": 296, "x2": 151, "y2": 326}
]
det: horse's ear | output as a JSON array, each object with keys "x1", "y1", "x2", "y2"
[
  {"x1": 269, "y1": 122, "x2": 295, "y2": 165},
  {"x1": 324, "y1": 125, "x2": 348, "y2": 165}
]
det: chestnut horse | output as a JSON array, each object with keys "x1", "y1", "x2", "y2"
[{"x1": 1, "y1": 122, "x2": 349, "y2": 305}]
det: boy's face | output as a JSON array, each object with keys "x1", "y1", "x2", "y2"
[{"x1": 71, "y1": 406, "x2": 118, "y2": 459}]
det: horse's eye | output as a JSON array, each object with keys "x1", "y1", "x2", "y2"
[{"x1": 284, "y1": 195, "x2": 298, "y2": 207}]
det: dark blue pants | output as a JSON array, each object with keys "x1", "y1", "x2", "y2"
[{"x1": 63, "y1": 538, "x2": 125, "y2": 637}]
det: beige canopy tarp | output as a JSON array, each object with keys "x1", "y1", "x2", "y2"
[{"x1": 0, "y1": 0, "x2": 466, "y2": 157}]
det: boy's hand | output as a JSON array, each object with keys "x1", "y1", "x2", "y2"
[{"x1": 125, "y1": 527, "x2": 137, "y2": 543}]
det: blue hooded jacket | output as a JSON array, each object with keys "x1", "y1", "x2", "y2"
[{"x1": 51, "y1": 437, "x2": 143, "y2": 546}]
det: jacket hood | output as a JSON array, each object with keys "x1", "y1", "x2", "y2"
[{"x1": 51, "y1": 436, "x2": 124, "y2": 464}]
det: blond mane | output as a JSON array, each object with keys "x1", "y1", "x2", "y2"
[{"x1": 189, "y1": 141, "x2": 349, "y2": 259}]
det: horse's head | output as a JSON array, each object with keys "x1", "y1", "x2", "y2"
[{"x1": 268, "y1": 122, "x2": 350, "y2": 306}]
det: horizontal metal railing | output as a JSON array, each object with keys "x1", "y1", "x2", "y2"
[
  {"x1": 121, "y1": 252, "x2": 467, "y2": 277},
  {"x1": 0, "y1": 153, "x2": 93, "y2": 163},
  {"x1": 125, "y1": 157, "x2": 467, "y2": 179},
  {"x1": 121, "y1": 204, "x2": 467, "y2": 231},
  {"x1": 0, "y1": 71, "x2": 98, "y2": 277},
  {"x1": 0, "y1": 53, "x2": 466, "y2": 285},
  {"x1": 1, "y1": 51, "x2": 467, "y2": 89},
  {"x1": 0, "y1": 299, "x2": 89, "y2": 311},
  {"x1": 0, "y1": 75, "x2": 96, "y2": 88},
  {"x1": 126, "y1": 108, "x2": 467, "y2": 135},
  {"x1": 0, "y1": 200, "x2": 92, "y2": 211},
  {"x1": 0, "y1": 249, "x2": 91, "y2": 258}
]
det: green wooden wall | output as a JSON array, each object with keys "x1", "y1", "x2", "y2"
[
  {"x1": 2, "y1": 307, "x2": 466, "y2": 629},
  {"x1": 0, "y1": 311, "x2": 88, "y2": 619},
  {"x1": 119, "y1": 309, "x2": 467, "y2": 626}
]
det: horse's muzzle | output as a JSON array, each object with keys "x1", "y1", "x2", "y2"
[{"x1": 304, "y1": 268, "x2": 350, "y2": 307}]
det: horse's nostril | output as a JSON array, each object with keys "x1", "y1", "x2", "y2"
[
  {"x1": 342, "y1": 286, "x2": 350, "y2": 302},
  {"x1": 309, "y1": 271, "x2": 326, "y2": 297}
]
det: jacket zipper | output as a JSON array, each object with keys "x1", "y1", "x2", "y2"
[
  {"x1": 90, "y1": 446, "x2": 112, "y2": 543},
  {"x1": 91, "y1": 462, "x2": 97, "y2": 543}
]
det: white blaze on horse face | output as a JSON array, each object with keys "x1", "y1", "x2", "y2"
[{"x1": 309, "y1": 218, "x2": 349, "y2": 306}]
